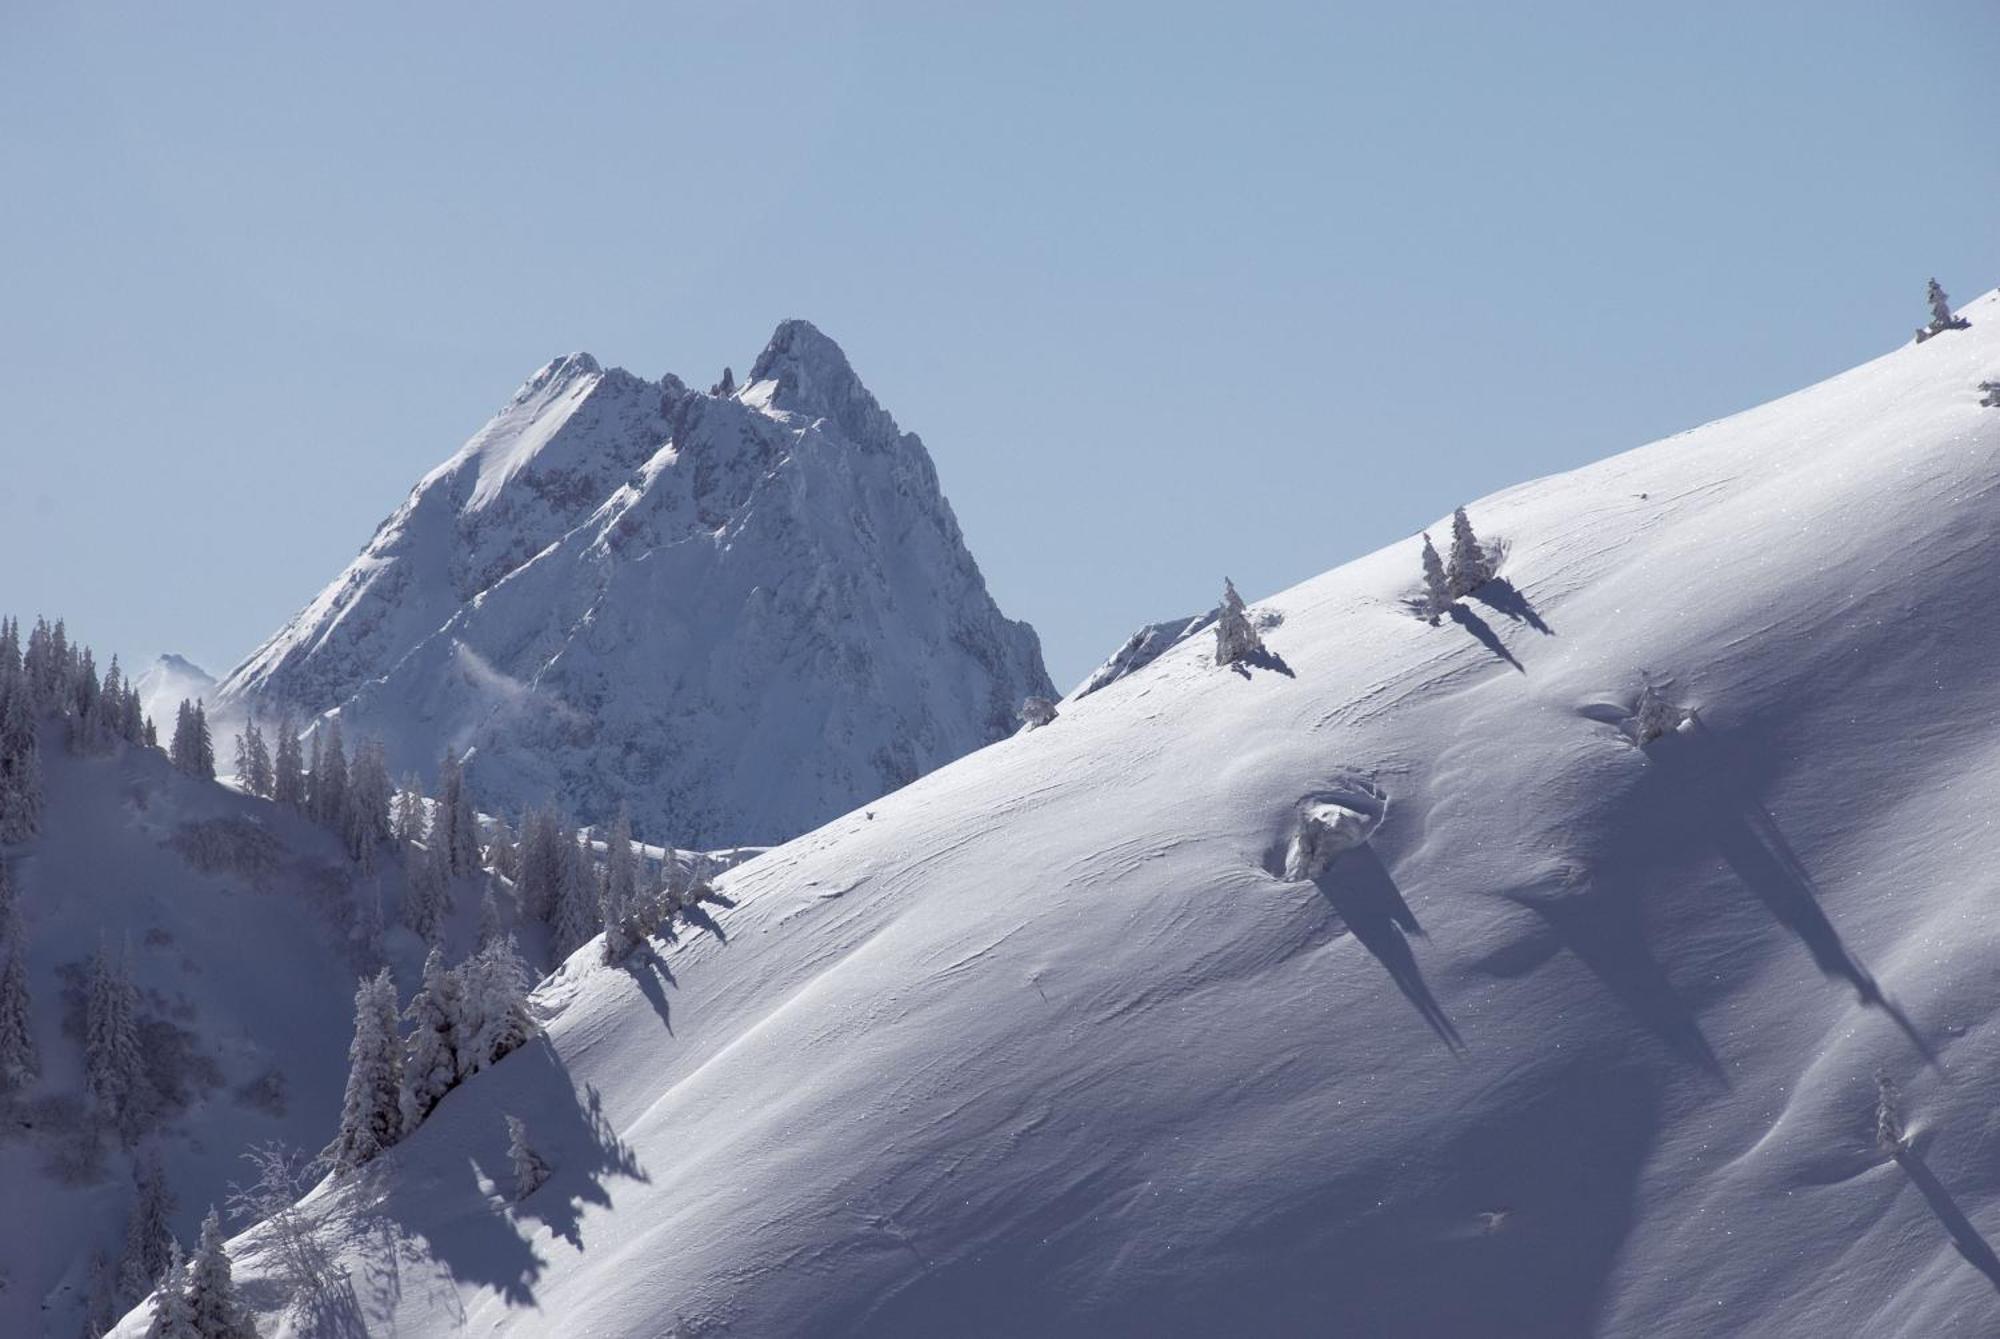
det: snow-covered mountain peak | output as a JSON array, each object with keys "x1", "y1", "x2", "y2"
[
  {"x1": 742, "y1": 317, "x2": 899, "y2": 444},
  {"x1": 222, "y1": 324, "x2": 1052, "y2": 844}
]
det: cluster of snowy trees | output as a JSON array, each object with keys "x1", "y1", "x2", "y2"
[
  {"x1": 327, "y1": 935, "x2": 538, "y2": 1173},
  {"x1": 75, "y1": 1150, "x2": 249, "y2": 1338},
  {"x1": 231, "y1": 714, "x2": 396, "y2": 870},
  {"x1": 0, "y1": 616, "x2": 157, "y2": 842},
  {"x1": 1419, "y1": 507, "x2": 1496, "y2": 623},
  {"x1": 169, "y1": 701, "x2": 216, "y2": 780}
]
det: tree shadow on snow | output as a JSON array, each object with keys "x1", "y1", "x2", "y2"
[
  {"x1": 1659, "y1": 723, "x2": 1936, "y2": 1067},
  {"x1": 1447, "y1": 605, "x2": 1523, "y2": 673},
  {"x1": 628, "y1": 943, "x2": 676, "y2": 1034},
  {"x1": 1312, "y1": 846, "x2": 1463, "y2": 1051},
  {"x1": 349, "y1": 1039, "x2": 651, "y2": 1317},
  {"x1": 1895, "y1": 1147, "x2": 2000, "y2": 1295},
  {"x1": 1491, "y1": 889, "x2": 1724, "y2": 1081},
  {"x1": 1469, "y1": 578, "x2": 1554, "y2": 636},
  {"x1": 1228, "y1": 646, "x2": 1298, "y2": 680}
]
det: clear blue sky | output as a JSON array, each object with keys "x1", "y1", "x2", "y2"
[{"x1": 3, "y1": 3, "x2": 1996, "y2": 689}]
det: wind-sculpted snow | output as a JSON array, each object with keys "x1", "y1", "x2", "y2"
[
  {"x1": 156, "y1": 294, "x2": 2000, "y2": 1338},
  {"x1": 221, "y1": 323, "x2": 1050, "y2": 847}
]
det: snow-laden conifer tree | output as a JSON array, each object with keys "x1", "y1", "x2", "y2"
[
  {"x1": 1420, "y1": 533, "x2": 1452, "y2": 624},
  {"x1": 1916, "y1": 278, "x2": 1970, "y2": 341},
  {"x1": 440, "y1": 752, "x2": 481, "y2": 877},
  {"x1": 328, "y1": 968, "x2": 404, "y2": 1173},
  {"x1": 1632, "y1": 678, "x2": 1689, "y2": 744},
  {"x1": 550, "y1": 824, "x2": 598, "y2": 961},
  {"x1": 118, "y1": 1148, "x2": 176, "y2": 1310},
  {"x1": 1019, "y1": 696, "x2": 1059, "y2": 730},
  {"x1": 271, "y1": 712, "x2": 305, "y2": 810},
  {"x1": 400, "y1": 946, "x2": 465, "y2": 1130},
  {"x1": 0, "y1": 922, "x2": 38, "y2": 1090},
  {"x1": 310, "y1": 722, "x2": 348, "y2": 831},
  {"x1": 600, "y1": 806, "x2": 639, "y2": 963},
  {"x1": 183, "y1": 1205, "x2": 253, "y2": 1339},
  {"x1": 506, "y1": 1114, "x2": 550, "y2": 1201},
  {"x1": 462, "y1": 935, "x2": 536, "y2": 1074},
  {"x1": 1446, "y1": 507, "x2": 1494, "y2": 597},
  {"x1": 86, "y1": 940, "x2": 145, "y2": 1128},
  {"x1": 1876, "y1": 1073, "x2": 1906, "y2": 1153},
  {"x1": 0, "y1": 674, "x2": 41, "y2": 841},
  {"x1": 344, "y1": 738, "x2": 392, "y2": 865},
  {"x1": 143, "y1": 1239, "x2": 197, "y2": 1339},
  {"x1": 170, "y1": 701, "x2": 199, "y2": 776},
  {"x1": 515, "y1": 807, "x2": 559, "y2": 924},
  {"x1": 403, "y1": 839, "x2": 450, "y2": 944},
  {"x1": 233, "y1": 714, "x2": 273, "y2": 799},
  {"x1": 1212, "y1": 578, "x2": 1265, "y2": 667},
  {"x1": 192, "y1": 701, "x2": 215, "y2": 779},
  {"x1": 393, "y1": 776, "x2": 428, "y2": 847}
]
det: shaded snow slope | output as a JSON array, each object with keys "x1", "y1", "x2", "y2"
[
  {"x1": 2, "y1": 733, "x2": 380, "y2": 1338},
  {"x1": 219, "y1": 323, "x2": 1052, "y2": 848},
  {"x1": 180, "y1": 297, "x2": 2000, "y2": 1337}
]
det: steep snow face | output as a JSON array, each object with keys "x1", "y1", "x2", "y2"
[
  {"x1": 181, "y1": 297, "x2": 2000, "y2": 1338},
  {"x1": 220, "y1": 325, "x2": 1050, "y2": 847}
]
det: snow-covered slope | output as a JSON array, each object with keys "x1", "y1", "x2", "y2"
[
  {"x1": 179, "y1": 295, "x2": 2000, "y2": 1337},
  {"x1": 219, "y1": 324, "x2": 1052, "y2": 847},
  {"x1": 2, "y1": 730, "x2": 375, "y2": 1338}
]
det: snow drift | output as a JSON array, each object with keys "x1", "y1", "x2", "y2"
[{"x1": 152, "y1": 294, "x2": 2000, "y2": 1337}]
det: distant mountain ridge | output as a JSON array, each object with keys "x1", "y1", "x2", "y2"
[{"x1": 220, "y1": 322, "x2": 1052, "y2": 846}]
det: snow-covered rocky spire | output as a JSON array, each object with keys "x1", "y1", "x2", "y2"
[{"x1": 745, "y1": 319, "x2": 898, "y2": 444}]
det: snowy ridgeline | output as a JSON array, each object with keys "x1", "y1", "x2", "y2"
[
  {"x1": 216, "y1": 321, "x2": 1054, "y2": 851},
  {"x1": 83, "y1": 288, "x2": 2000, "y2": 1338},
  {"x1": 0, "y1": 620, "x2": 760, "y2": 1339}
]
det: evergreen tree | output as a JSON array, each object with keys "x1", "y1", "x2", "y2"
[
  {"x1": 393, "y1": 777, "x2": 428, "y2": 847},
  {"x1": 1019, "y1": 696, "x2": 1058, "y2": 730},
  {"x1": 143, "y1": 1238, "x2": 197, "y2": 1339},
  {"x1": 600, "y1": 807, "x2": 639, "y2": 963},
  {"x1": 193, "y1": 701, "x2": 215, "y2": 779},
  {"x1": 400, "y1": 947, "x2": 466, "y2": 1130},
  {"x1": 328, "y1": 968, "x2": 404, "y2": 1173},
  {"x1": 1419, "y1": 533, "x2": 1452, "y2": 623},
  {"x1": 550, "y1": 825, "x2": 598, "y2": 961},
  {"x1": 462, "y1": 935, "x2": 536, "y2": 1074},
  {"x1": 86, "y1": 940, "x2": 145, "y2": 1128},
  {"x1": 514, "y1": 807, "x2": 560, "y2": 924},
  {"x1": 0, "y1": 926, "x2": 38, "y2": 1090},
  {"x1": 403, "y1": 838, "x2": 450, "y2": 943},
  {"x1": 183, "y1": 1205, "x2": 253, "y2": 1339},
  {"x1": 81, "y1": 1249, "x2": 117, "y2": 1339},
  {"x1": 270, "y1": 712, "x2": 305, "y2": 810},
  {"x1": 1212, "y1": 578, "x2": 1265, "y2": 667},
  {"x1": 233, "y1": 714, "x2": 273, "y2": 798},
  {"x1": 1446, "y1": 506, "x2": 1494, "y2": 597},
  {"x1": 1876, "y1": 1073, "x2": 1906, "y2": 1153},
  {"x1": 505, "y1": 1114, "x2": 550, "y2": 1201},
  {"x1": 439, "y1": 752, "x2": 481, "y2": 876},
  {"x1": 344, "y1": 738, "x2": 393, "y2": 860},
  {"x1": 118, "y1": 1148, "x2": 176, "y2": 1310},
  {"x1": 310, "y1": 722, "x2": 348, "y2": 830},
  {"x1": 0, "y1": 674, "x2": 41, "y2": 841},
  {"x1": 170, "y1": 701, "x2": 196, "y2": 774}
]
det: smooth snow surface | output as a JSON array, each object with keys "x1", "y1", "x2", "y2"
[
  {"x1": 218, "y1": 322, "x2": 1052, "y2": 848},
  {"x1": 136, "y1": 298, "x2": 2000, "y2": 1336}
]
